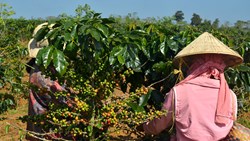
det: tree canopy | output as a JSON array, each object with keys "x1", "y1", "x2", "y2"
[
  {"x1": 174, "y1": 10, "x2": 184, "y2": 22},
  {"x1": 191, "y1": 13, "x2": 202, "y2": 26}
]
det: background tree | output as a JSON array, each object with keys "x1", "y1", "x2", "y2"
[
  {"x1": 190, "y1": 13, "x2": 202, "y2": 26},
  {"x1": 0, "y1": 3, "x2": 32, "y2": 114},
  {"x1": 174, "y1": 10, "x2": 184, "y2": 22},
  {"x1": 0, "y1": 3, "x2": 15, "y2": 19},
  {"x1": 212, "y1": 18, "x2": 220, "y2": 29},
  {"x1": 234, "y1": 20, "x2": 250, "y2": 31},
  {"x1": 0, "y1": 3, "x2": 15, "y2": 32},
  {"x1": 221, "y1": 21, "x2": 231, "y2": 28},
  {"x1": 199, "y1": 19, "x2": 212, "y2": 31}
]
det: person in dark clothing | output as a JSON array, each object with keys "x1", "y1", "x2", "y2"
[{"x1": 26, "y1": 23, "x2": 64, "y2": 141}]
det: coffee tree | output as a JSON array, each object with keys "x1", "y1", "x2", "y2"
[
  {"x1": 0, "y1": 3, "x2": 30, "y2": 114},
  {"x1": 20, "y1": 4, "x2": 250, "y2": 140}
]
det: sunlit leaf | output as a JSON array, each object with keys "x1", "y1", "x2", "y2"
[
  {"x1": 96, "y1": 24, "x2": 109, "y2": 38},
  {"x1": 139, "y1": 89, "x2": 151, "y2": 107},
  {"x1": 63, "y1": 20, "x2": 74, "y2": 30},
  {"x1": 117, "y1": 54, "x2": 125, "y2": 65},
  {"x1": 127, "y1": 102, "x2": 145, "y2": 112},
  {"x1": 152, "y1": 62, "x2": 167, "y2": 72},
  {"x1": 237, "y1": 65, "x2": 250, "y2": 72},
  {"x1": 52, "y1": 49, "x2": 68, "y2": 75},
  {"x1": 35, "y1": 46, "x2": 54, "y2": 68},
  {"x1": 5, "y1": 124, "x2": 10, "y2": 134},
  {"x1": 168, "y1": 39, "x2": 179, "y2": 53},
  {"x1": 46, "y1": 28, "x2": 59, "y2": 40},
  {"x1": 160, "y1": 37, "x2": 167, "y2": 56},
  {"x1": 109, "y1": 46, "x2": 125, "y2": 65},
  {"x1": 71, "y1": 24, "x2": 78, "y2": 37},
  {"x1": 173, "y1": 69, "x2": 181, "y2": 74},
  {"x1": 42, "y1": 46, "x2": 54, "y2": 68},
  {"x1": 65, "y1": 42, "x2": 76, "y2": 52},
  {"x1": 88, "y1": 28, "x2": 101, "y2": 41},
  {"x1": 64, "y1": 32, "x2": 71, "y2": 41}
]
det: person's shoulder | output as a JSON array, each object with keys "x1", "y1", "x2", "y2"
[{"x1": 229, "y1": 89, "x2": 237, "y2": 100}]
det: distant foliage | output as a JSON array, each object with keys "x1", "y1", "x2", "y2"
[
  {"x1": 0, "y1": 3, "x2": 46, "y2": 113},
  {"x1": 174, "y1": 10, "x2": 184, "y2": 22},
  {"x1": 191, "y1": 13, "x2": 202, "y2": 26}
]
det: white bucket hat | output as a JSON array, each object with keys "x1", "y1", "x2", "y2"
[
  {"x1": 28, "y1": 22, "x2": 49, "y2": 58},
  {"x1": 28, "y1": 38, "x2": 49, "y2": 58}
]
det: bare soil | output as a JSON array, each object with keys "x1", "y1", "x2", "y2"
[
  {"x1": 0, "y1": 93, "x2": 142, "y2": 141},
  {"x1": 0, "y1": 72, "x2": 249, "y2": 141},
  {"x1": 0, "y1": 97, "x2": 28, "y2": 141}
]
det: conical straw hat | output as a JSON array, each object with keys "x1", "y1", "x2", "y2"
[{"x1": 173, "y1": 32, "x2": 243, "y2": 68}]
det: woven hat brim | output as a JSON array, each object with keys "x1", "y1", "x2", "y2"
[
  {"x1": 173, "y1": 32, "x2": 243, "y2": 68},
  {"x1": 32, "y1": 22, "x2": 48, "y2": 37},
  {"x1": 28, "y1": 22, "x2": 50, "y2": 58},
  {"x1": 173, "y1": 53, "x2": 243, "y2": 68},
  {"x1": 28, "y1": 38, "x2": 48, "y2": 58}
]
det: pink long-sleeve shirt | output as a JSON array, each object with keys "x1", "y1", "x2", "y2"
[{"x1": 143, "y1": 76, "x2": 237, "y2": 141}]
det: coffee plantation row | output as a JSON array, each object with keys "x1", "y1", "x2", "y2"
[{"x1": 1, "y1": 4, "x2": 250, "y2": 140}]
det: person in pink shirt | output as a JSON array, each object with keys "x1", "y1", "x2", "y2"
[{"x1": 142, "y1": 32, "x2": 243, "y2": 141}]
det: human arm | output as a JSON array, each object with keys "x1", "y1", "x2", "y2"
[
  {"x1": 29, "y1": 69, "x2": 64, "y2": 92},
  {"x1": 230, "y1": 90, "x2": 238, "y2": 120},
  {"x1": 29, "y1": 71, "x2": 53, "y2": 90},
  {"x1": 143, "y1": 89, "x2": 175, "y2": 135},
  {"x1": 30, "y1": 71, "x2": 71, "y2": 106}
]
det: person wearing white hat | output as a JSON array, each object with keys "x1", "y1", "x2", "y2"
[
  {"x1": 141, "y1": 32, "x2": 243, "y2": 140},
  {"x1": 25, "y1": 23, "x2": 65, "y2": 140}
]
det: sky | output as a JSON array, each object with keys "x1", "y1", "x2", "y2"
[{"x1": 1, "y1": 0, "x2": 250, "y2": 25}]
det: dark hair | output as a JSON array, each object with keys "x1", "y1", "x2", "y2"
[{"x1": 26, "y1": 58, "x2": 36, "y2": 73}]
